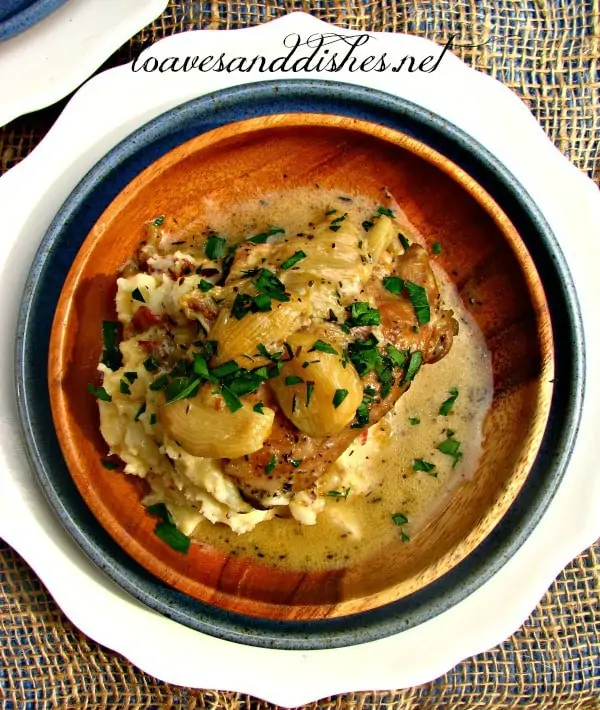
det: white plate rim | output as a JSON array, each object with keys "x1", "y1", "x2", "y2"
[
  {"x1": 0, "y1": 13, "x2": 598, "y2": 707},
  {"x1": 0, "y1": 0, "x2": 169, "y2": 127}
]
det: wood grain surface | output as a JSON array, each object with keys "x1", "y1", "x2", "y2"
[{"x1": 48, "y1": 114, "x2": 554, "y2": 620}]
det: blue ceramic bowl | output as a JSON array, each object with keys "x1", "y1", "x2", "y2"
[
  {"x1": 0, "y1": 0, "x2": 67, "y2": 42},
  {"x1": 16, "y1": 80, "x2": 584, "y2": 650}
]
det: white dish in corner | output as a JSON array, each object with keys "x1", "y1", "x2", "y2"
[
  {"x1": 0, "y1": 13, "x2": 598, "y2": 707},
  {"x1": 0, "y1": 0, "x2": 168, "y2": 127}
]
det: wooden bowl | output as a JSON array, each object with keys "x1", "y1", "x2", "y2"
[{"x1": 19, "y1": 82, "x2": 582, "y2": 648}]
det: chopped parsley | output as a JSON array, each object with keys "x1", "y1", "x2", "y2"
[
  {"x1": 377, "y1": 206, "x2": 395, "y2": 218},
  {"x1": 100, "y1": 458, "x2": 119, "y2": 470},
  {"x1": 220, "y1": 385, "x2": 242, "y2": 413},
  {"x1": 143, "y1": 356, "x2": 160, "y2": 372},
  {"x1": 192, "y1": 354, "x2": 214, "y2": 381},
  {"x1": 327, "y1": 488, "x2": 350, "y2": 500},
  {"x1": 306, "y1": 381, "x2": 315, "y2": 406},
  {"x1": 377, "y1": 364, "x2": 394, "y2": 399},
  {"x1": 265, "y1": 455, "x2": 277, "y2": 474},
  {"x1": 256, "y1": 343, "x2": 282, "y2": 361},
  {"x1": 392, "y1": 512, "x2": 408, "y2": 526},
  {"x1": 147, "y1": 503, "x2": 190, "y2": 553},
  {"x1": 391, "y1": 512, "x2": 410, "y2": 542},
  {"x1": 383, "y1": 276, "x2": 404, "y2": 295},
  {"x1": 253, "y1": 402, "x2": 265, "y2": 414},
  {"x1": 398, "y1": 232, "x2": 410, "y2": 250},
  {"x1": 231, "y1": 292, "x2": 271, "y2": 320},
  {"x1": 124, "y1": 372, "x2": 138, "y2": 384},
  {"x1": 409, "y1": 417, "x2": 420, "y2": 425},
  {"x1": 149, "y1": 374, "x2": 169, "y2": 391},
  {"x1": 290, "y1": 458, "x2": 302, "y2": 468},
  {"x1": 437, "y1": 436, "x2": 463, "y2": 467},
  {"x1": 285, "y1": 375, "x2": 304, "y2": 386},
  {"x1": 325, "y1": 209, "x2": 337, "y2": 216},
  {"x1": 255, "y1": 268, "x2": 289, "y2": 302},
  {"x1": 403, "y1": 350, "x2": 423, "y2": 384},
  {"x1": 154, "y1": 521, "x2": 190, "y2": 553},
  {"x1": 134, "y1": 403, "x2": 146, "y2": 421},
  {"x1": 204, "y1": 235, "x2": 227, "y2": 260},
  {"x1": 347, "y1": 334, "x2": 381, "y2": 376},
  {"x1": 247, "y1": 226, "x2": 285, "y2": 244},
  {"x1": 210, "y1": 360, "x2": 239, "y2": 378},
  {"x1": 362, "y1": 220, "x2": 374, "y2": 232},
  {"x1": 413, "y1": 459, "x2": 436, "y2": 474},
  {"x1": 333, "y1": 389, "x2": 349, "y2": 408},
  {"x1": 432, "y1": 242, "x2": 443, "y2": 254},
  {"x1": 87, "y1": 384, "x2": 111, "y2": 402},
  {"x1": 439, "y1": 387, "x2": 459, "y2": 416},
  {"x1": 310, "y1": 339, "x2": 338, "y2": 355},
  {"x1": 198, "y1": 279, "x2": 214, "y2": 292},
  {"x1": 153, "y1": 215, "x2": 164, "y2": 227},
  {"x1": 346, "y1": 302, "x2": 381, "y2": 327},
  {"x1": 100, "y1": 321, "x2": 122, "y2": 371},
  {"x1": 386, "y1": 344, "x2": 407, "y2": 368},
  {"x1": 281, "y1": 251, "x2": 306, "y2": 270},
  {"x1": 131, "y1": 287, "x2": 145, "y2": 303},
  {"x1": 163, "y1": 377, "x2": 201, "y2": 405},
  {"x1": 119, "y1": 380, "x2": 131, "y2": 395},
  {"x1": 149, "y1": 413, "x2": 157, "y2": 425},
  {"x1": 405, "y1": 281, "x2": 430, "y2": 325},
  {"x1": 351, "y1": 398, "x2": 370, "y2": 428},
  {"x1": 147, "y1": 502, "x2": 174, "y2": 524}
]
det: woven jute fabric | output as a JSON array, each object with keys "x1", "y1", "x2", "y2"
[{"x1": 1, "y1": 1, "x2": 599, "y2": 708}]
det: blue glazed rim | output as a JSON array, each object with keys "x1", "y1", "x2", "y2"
[
  {"x1": 0, "y1": 0, "x2": 67, "y2": 43},
  {"x1": 16, "y1": 80, "x2": 585, "y2": 650}
]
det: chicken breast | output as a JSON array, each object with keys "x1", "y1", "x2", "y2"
[{"x1": 224, "y1": 244, "x2": 458, "y2": 501}]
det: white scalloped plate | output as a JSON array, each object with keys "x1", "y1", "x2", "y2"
[
  {"x1": 0, "y1": 14, "x2": 598, "y2": 707},
  {"x1": 0, "y1": 0, "x2": 168, "y2": 127}
]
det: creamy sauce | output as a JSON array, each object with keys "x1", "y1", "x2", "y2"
[{"x1": 181, "y1": 189, "x2": 493, "y2": 571}]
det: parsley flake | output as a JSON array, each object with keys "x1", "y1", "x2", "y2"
[
  {"x1": 281, "y1": 251, "x2": 307, "y2": 270},
  {"x1": 100, "y1": 321, "x2": 122, "y2": 371},
  {"x1": 100, "y1": 459, "x2": 119, "y2": 470},
  {"x1": 436, "y1": 436, "x2": 463, "y2": 467},
  {"x1": 413, "y1": 459, "x2": 436, "y2": 474},
  {"x1": 204, "y1": 235, "x2": 227, "y2": 260},
  {"x1": 87, "y1": 384, "x2": 111, "y2": 402},
  {"x1": 310, "y1": 339, "x2": 338, "y2": 355},
  {"x1": 131, "y1": 287, "x2": 145, "y2": 303},
  {"x1": 439, "y1": 387, "x2": 459, "y2": 416},
  {"x1": 346, "y1": 302, "x2": 381, "y2": 327},
  {"x1": 383, "y1": 276, "x2": 404, "y2": 295},
  {"x1": 405, "y1": 281, "x2": 430, "y2": 325},
  {"x1": 403, "y1": 351, "x2": 423, "y2": 384},
  {"x1": 143, "y1": 356, "x2": 160, "y2": 372},
  {"x1": 333, "y1": 389, "x2": 349, "y2": 408},
  {"x1": 265, "y1": 455, "x2": 277, "y2": 474}
]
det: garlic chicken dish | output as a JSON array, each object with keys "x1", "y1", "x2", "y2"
[{"x1": 93, "y1": 189, "x2": 492, "y2": 569}]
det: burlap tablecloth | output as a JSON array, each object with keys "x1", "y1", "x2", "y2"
[{"x1": 1, "y1": 1, "x2": 599, "y2": 707}]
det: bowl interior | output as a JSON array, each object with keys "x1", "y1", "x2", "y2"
[{"x1": 47, "y1": 113, "x2": 553, "y2": 620}]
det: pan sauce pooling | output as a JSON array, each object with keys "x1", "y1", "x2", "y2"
[{"x1": 96, "y1": 189, "x2": 492, "y2": 569}]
